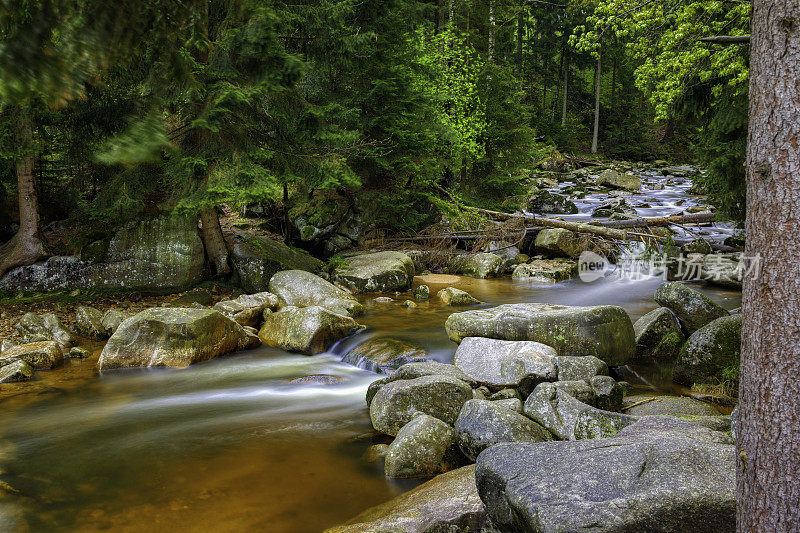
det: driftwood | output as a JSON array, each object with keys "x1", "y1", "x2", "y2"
[{"x1": 595, "y1": 213, "x2": 716, "y2": 229}]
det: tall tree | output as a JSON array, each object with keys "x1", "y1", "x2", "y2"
[
  {"x1": 590, "y1": 46, "x2": 601, "y2": 153},
  {"x1": 737, "y1": 0, "x2": 800, "y2": 529}
]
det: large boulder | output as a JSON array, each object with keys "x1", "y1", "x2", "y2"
[
  {"x1": 476, "y1": 417, "x2": 735, "y2": 533},
  {"x1": 654, "y1": 282, "x2": 729, "y2": 333},
  {"x1": 0, "y1": 216, "x2": 206, "y2": 292},
  {"x1": 445, "y1": 303, "x2": 635, "y2": 367},
  {"x1": 98, "y1": 308, "x2": 250, "y2": 370},
  {"x1": 325, "y1": 465, "x2": 488, "y2": 533},
  {"x1": 455, "y1": 399, "x2": 552, "y2": 461},
  {"x1": 366, "y1": 362, "x2": 478, "y2": 407},
  {"x1": 74, "y1": 306, "x2": 108, "y2": 340},
  {"x1": 591, "y1": 197, "x2": 637, "y2": 218},
  {"x1": 524, "y1": 382, "x2": 636, "y2": 440},
  {"x1": 15, "y1": 313, "x2": 75, "y2": 347},
  {"x1": 453, "y1": 337, "x2": 557, "y2": 394},
  {"x1": 212, "y1": 292, "x2": 279, "y2": 327},
  {"x1": 534, "y1": 228, "x2": 590, "y2": 259},
  {"x1": 384, "y1": 415, "x2": 460, "y2": 478},
  {"x1": 333, "y1": 252, "x2": 415, "y2": 293},
  {"x1": 596, "y1": 168, "x2": 642, "y2": 191},
  {"x1": 633, "y1": 307, "x2": 685, "y2": 362},
  {"x1": 674, "y1": 314, "x2": 742, "y2": 386},
  {"x1": 342, "y1": 338, "x2": 430, "y2": 374},
  {"x1": 458, "y1": 253, "x2": 504, "y2": 279},
  {"x1": 258, "y1": 306, "x2": 360, "y2": 355},
  {"x1": 269, "y1": 270, "x2": 363, "y2": 317},
  {"x1": 0, "y1": 341, "x2": 64, "y2": 370},
  {"x1": 230, "y1": 236, "x2": 325, "y2": 294},
  {"x1": 370, "y1": 375, "x2": 473, "y2": 436},
  {"x1": 512, "y1": 259, "x2": 576, "y2": 283}
]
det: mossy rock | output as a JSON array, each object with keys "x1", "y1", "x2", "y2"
[
  {"x1": 674, "y1": 314, "x2": 742, "y2": 387},
  {"x1": 231, "y1": 235, "x2": 324, "y2": 293}
]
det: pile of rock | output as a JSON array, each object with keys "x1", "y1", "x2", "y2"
[
  {"x1": 334, "y1": 299, "x2": 736, "y2": 532},
  {"x1": 634, "y1": 281, "x2": 740, "y2": 389}
]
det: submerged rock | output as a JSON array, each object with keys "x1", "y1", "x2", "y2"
[
  {"x1": 511, "y1": 259, "x2": 576, "y2": 283},
  {"x1": 333, "y1": 251, "x2": 415, "y2": 293},
  {"x1": 370, "y1": 375, "x2": 473, "y2": 436},
  {"x1": 476, "y1": 417, "x2": 735, "y2": 533},
  {"x1": 0, "y1": 341, "x2": 64, "y2": 370},
  {"x1": 384, "y1": 415, "x2": 460, "y2": 478},
  {"x1": 445, "y1": 303, "x2": 635, "y2": 367},
  {"x1": 654, "y1": 282, "x2": 728, "y2": 333},
  {"x1": 230, "y1": 235, "x2": 324, "y2": 293},
  {"x1": 269, "y1": 269, "x2": 364, "y2": 317},
  {"x1": 74, "y1": 306, "x2": 108, "y2": 340},
  {"x1": 287, "y1": 374, "x2": 347, "y2": 386},
  {"x1": 213, "y1": 292, "x2": 279, "y2": 327},
  {"x1": 674, "y1": 314, "x2": 742, "y2": 386},
  {"x1": 98, "y1": 308, "x2": 249, "y2": 370},
  {"x1": 453, "y1": 337, "x2": 557, "y2": 394},
  {"x1": 413, "y1": 284, "x2": 430, "y2": 300},
  {"x1": 437, "y1": 287, "x2": 482, "y2": 306},
  {"x1": 342, "y1": 338, "x2": 430, "y2": 374},
  {"x1": 458, "y1": 253, "x2": 504, "y2": 279},
  {"x1": 534, "y1": 228, "x2": 590, "y2": 259},
  {"x1": 258, "y1": 306, "x2": 360, "y2": 355},
  {"x1": 325, "y1": 465, "x2": 488, "y2": 533},
  {"x1": 633, "y1": 307, "x2": 685, "y2": 362},
  {"x1": 455, "y1": 399, "x2": 552, "y2": 461}
]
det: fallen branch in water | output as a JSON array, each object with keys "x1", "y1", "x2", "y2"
[
  {"x1": 594, "y1": 213, "x2": 715, "y2": 229},
  {"x1": 621, "y1": 397, "x2": 657, "y2": 411}
]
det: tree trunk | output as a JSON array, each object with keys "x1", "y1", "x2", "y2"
[
  {"x1": 0, "y1": 110, "x2": 46, "y2": 278},
  {"x1": 517, "y1": 11, "x2": 524, "y2": 60},
  {"x1": 737, "y1": 0, "x2": 800, "y2": 530},
  {"x1": 611, "y1": 56, "x2": 617, "y2": 102},
  {"x1": 561, "y1": 56, "x2": 569, "y2": 127},
  {"x1": 487, "y1": 0, "x2": 495, "y2": 63},
  {"x1": 199, "y1": 208, "x2": 231, "y2": 277},
  {"x1": 591, "y1": 49, "x2": 602, "y2": 153}
]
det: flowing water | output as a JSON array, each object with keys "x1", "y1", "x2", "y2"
[{"x1": 0, "y1": 168, "x2": 742, "y2": 532}]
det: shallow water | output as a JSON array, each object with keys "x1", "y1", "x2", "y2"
[{"x1": 0, "y1": 168, "x2": 743, "y2": 532}]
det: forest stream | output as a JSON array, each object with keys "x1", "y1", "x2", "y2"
[{"x1": 0, "y1": 169, "x2": 741, "y2": 532}]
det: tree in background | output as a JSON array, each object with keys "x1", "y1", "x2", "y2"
[{"x1": 738, "y1": 0, "x2": 800, "y2": 528}]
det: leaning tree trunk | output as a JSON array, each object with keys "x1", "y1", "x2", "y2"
[
  {"x1": 0, "y1": 110, "x2": 46, "y2": 278},
  {"x1": 561, "y1": 56, "x2": 569, "y2": 126},
  {"x1": 199, "y1": 208, "x2": 231, "y2": 277},
  {"x1": 591, "y1": 48, "x2": 602, "y2": 154},
  {"x1": 737, "y1": 0, "x2": 800, "y2": 531}
]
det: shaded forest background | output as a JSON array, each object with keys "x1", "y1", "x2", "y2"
[{"x1": 0, "y1": 0, "x2": 750, "y2": 258}]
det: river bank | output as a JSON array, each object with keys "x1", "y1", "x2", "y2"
[{"x1": 0, "y1": 161, "x2": 745, "y2": 532}]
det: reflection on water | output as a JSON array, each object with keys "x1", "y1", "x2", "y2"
[{"x1": 0, "y1": 170, "x2": 743, "y2": 532}]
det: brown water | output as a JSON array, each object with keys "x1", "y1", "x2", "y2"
[{"x1": 0, "y1": 272, "x2": 741, "y2": 533}]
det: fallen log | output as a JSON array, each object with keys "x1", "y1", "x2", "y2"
[{"x1": 594, "y1": 213, "x2": 715, "y2": 229}]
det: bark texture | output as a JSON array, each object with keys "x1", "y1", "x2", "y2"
[
  {"x1": 738, "y1": 1, "x2": 800, "y2": 531},
  {"x1": 591, "y1": 49, "x2": 602, "y2": 154},
  {"x1": 200, "y1": 208, "x2": 231, "y2": 277},
  {"x1": 0, "y1": 111, "x2": 46, "y2": 278}
]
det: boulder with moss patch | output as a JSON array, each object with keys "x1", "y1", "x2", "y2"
[
  {"x1": 633, "y1": 307, "x2": 685, "y2": 362},
  {"x1": 674, "y1": 314, "x2": 742, "y2": 387},
  {"x1": 269, "y1": 270, "x2": 363, "y2": 317},
  {"x1": 333, "y1": 252, "x2": 415, "y2": 293},
  {"x1": 231, "y1": 236, "x2": 325, "y2": 293},
  {"x1": 342, "y1": 337, "x2": 431, "y2": 374},
  {"x1": 654, "y1": 282, "x2": 728, "y2": 333},
  {"x1": 445, "y1": 303, "x2": 635, "y2": 367},
  {"x1": 512, "y1": 259, "x2": 576, "y2": 283}
]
